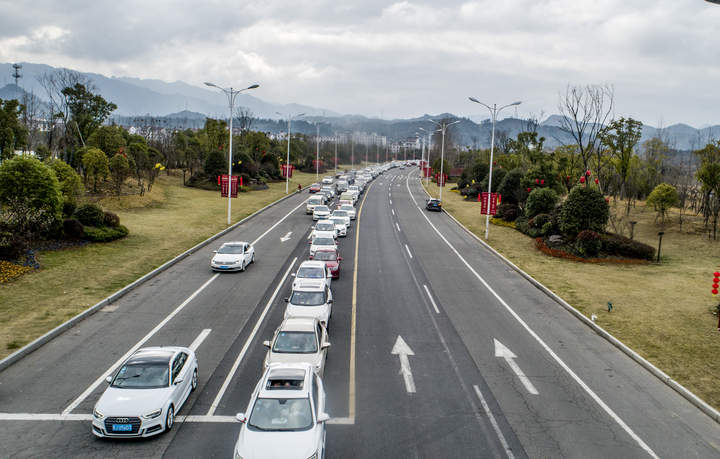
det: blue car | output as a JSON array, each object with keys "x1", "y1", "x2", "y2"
[{"x1": 426, "y1": 198, "x2": 442, "y2": 211}]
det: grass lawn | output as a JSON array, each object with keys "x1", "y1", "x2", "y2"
[
  {"x1": 0, "y1": 171, "x2": 318, "y2": 359},
  {"x1": 424, "y1": 182, "x2": 720, "y2": 409}
]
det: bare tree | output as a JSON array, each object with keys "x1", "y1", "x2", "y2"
[
  {"x1": 557, "y1": 84, "x2": 615, "y2": 174},
  {"x1": 235, "y1": 106, "x2": 254, "y2": 134},
  {"x1": 20, "y1": 91, "x2": 44, "y2": 154}
]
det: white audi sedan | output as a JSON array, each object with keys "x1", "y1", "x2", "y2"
[
  {"x1": 92, "y1": 347, "x2": 198, "y2": 438},
  {"x1": 210, "y1": 242, "x2": 255, "y2": 272},
  {"x1": 311, "y1": 220, "x2": 338, "y2": 239},
  {"x1": 284, "y1": 280, "x2": 333, "y2": 327},
  {"x1": 338, "y1": 204, "x2": 356, "y2": 220},
  {"x1": 329, "y1": 217, "x2": 347, "y2": 237},
  {"x1": 312, "y1": 205, "x2": 332, "y2": 221},
  {"x1": 292, "y1": 260, "x2": 331, "y2": 290},
  {"x1": 309, "y1": 236, "x2": 337, "y2": 258},
  {"x1": 234, "y1": 363, "x2": 329, "y2": 459},
  {"x1": 263, "y1": 318, "x2": 330, "y2": 376},
  {"x1": 331, "y1": 210, "x2": 350, "y2": 228}
]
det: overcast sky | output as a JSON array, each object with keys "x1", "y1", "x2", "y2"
[{"x1": 1, "y1": 0, "x2": 719, "y2": 127}]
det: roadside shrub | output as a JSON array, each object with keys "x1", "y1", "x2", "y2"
[
  {"x1": 62, "y1": 200, "x2": 77, "y2": 218},
  {"x1": 204, "y1": 150, "x2": 226, "y2": 178},
  {"x1": 83, "y1": 225, "x2": 129, "y2": 242},
  {"x1": 63, "y1": 219, "x2": 85, "y2": 239},
  {"x1": 525, "y1": 188, "x2": 559, "y2": 218},
  {"x1": 515, "y1": 216, "x2": 531, "y2": 235},
  {"x1": 575, "y1": 230, "x2": 601, "y2": 257},
  {"x1": 497, "y1": 203, "x2": 520, "y2": 222},
  {"x1": 0, "y1": 229, "x2": 26, "y2": 261},
  {"x1": 559, "y1": 185, "x2": 609, "y2": 236},
  {"x1": 74, "y1": 204, "x2": 105, "y2": 227},
  {"x1": 238, "y1": 185, "x2": 250, "y2": 193},
  {"x1": 103, "y1": 211, "x2": 120, "y2": 227},
  {"x1": 497, "y1": 168, "x2": 525, "y2": 204},
  {"x1": 600, "y1": 233, "x2": 655, "y2": 260},
  {"x1": 541, "y1": 221, "x2": 555, "y2": 236},
  {"x1": 46, "y1": 158, "x2": 83, "y2": 203},
  {"x1": 0, "y1": 156, "x2": 62, "y2": 217},
  {"x1": 529, "y1": 213, "x2": 552, "y2": 236}
]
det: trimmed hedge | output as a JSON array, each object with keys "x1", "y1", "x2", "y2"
[
  {"x1": 600, "y1": 233, "x2": 655, "y2": 260},
  {"x1": 576, "y1": 230, "x2": 601, "y2": 257},
  {"x1": 63, "y1": 219, "x2": 85, "y2": 239},
  {"x1": 525, "y1": 188, "x2": 559, "y2": 218},
  {"x1": 83, "y1": 225, "x2": 129, "y2": 242},
  {"x1": 74, "y1": 203, "x2": 105, "y2": 227},
  {"x1": 559, "y1": 186, "x2": 609, "y2": 236},
  {"x1": 103, "y1": 211, "x2": 120, "y2": 227}
]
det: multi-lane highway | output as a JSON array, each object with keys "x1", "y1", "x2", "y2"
[{"x1": 1, "y1": 166, "x2": 719, "y2": 458}]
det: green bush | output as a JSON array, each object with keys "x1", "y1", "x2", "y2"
[
  {"x1": 103, "y1": 211, "x2": 120, "y2": 227},
  {"x1": 525, "y1": 188, "x2": 559, "y2": 218},
  {"x1": 204, "y1": 150, "x2": 226, "y2": 178},
  {"x1": 0, "y1": 156, "x2": 62, "y2": 217},
  {"x1": 83, "y1": 225, "x2": 129, "y2": 242},
  {"x1": 497, "y1": 168, "x2": 525, "y2": 205},
  {"x1": 575, "y1": 230, "x2": 601, "y2": 257},
  {"x1": 0, "y1": 229, "x2": 26, "y2": 261},
  {"x1": 63, "y1": 219, "x2": 85, "y2": 239},
  {"x1": 600, "y1": 233, "x2": 655, "y2": 260},
  {"x1": 497, "y1": 203, "x2": 520, "y2": 222},
  {"x1": 74, "y1": 203, "x2": 105, "y2": 227},
  {"x1": 46, "y1": 159, "x2": 83, "y2": 203},
  {"x1": 62, "y1": 200, "x2": 77, "y2": 218},
  {"x1": 529, "y1": 213, "x2": 552, "y2": 236},
  {"x1": 559, "y1": 186, "x2": 609, "y2": 237}
]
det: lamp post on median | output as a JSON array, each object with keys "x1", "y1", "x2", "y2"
[
  {"x1": 419, "y1": 127, "x2": 432, "y2": 186},
  {"x1": 277, "y1": 111, "x2": 305, "y2": 194},
  {"x1": 468, "y1": 97, "x2": 521, "y2": 240},
  {"x1": 204, "y1": 81, "x2": 259, "y2": 225},
  {"x1": 429, "y1": 119, "x2": 461, "y2": 203}
]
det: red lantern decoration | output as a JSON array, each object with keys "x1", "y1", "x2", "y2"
[
  {"x1": 715, "y1": 277, "x2": 720, "y2": 283},
  {"x1": 586, "y1": 170, "x2": 591, "y2": 176},
  {"x1": 527, "y1": 187, "x2": 532, "y2": 192},
  {"x1": 714, "y1": 272, "x2": 720, "y2": 277},
  {"x1": 713, "y1": 289, "x2": 719, "y2": 296},
  {"x1": 540, "y1": 179, "x2": 545, "y2": 185},
  {"x1": 595, "y1": 178, "x2": 599, "y2": 184},
  {"x1": 714, "y1": 283, "x2": 719, "y2": 289},
  {"x1": 535, "y1": 178, "x2": 539, "y2": 184},
  {"x1": 580, "y1": 177, "x2": 586, "y2": 183},
  {"x1": 605, "y1": 197, "x2": 610, "y2": 203}
]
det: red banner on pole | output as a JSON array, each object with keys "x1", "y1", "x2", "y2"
[
  {"x1": 481, "y1": 192, "x2": 500, "y2": 215},
  {"x1": 281, "y1": 164, "x2": 294, "y2": 178},
  {"x1": 436, "y1": 173, "x2": 447, "y2": 186},
  {"x1": 220, "y1": 175, "x2": 239, "y2": 198},
  {"x1": 422, "y1": 166, "x2": 433, "y2": 178}
]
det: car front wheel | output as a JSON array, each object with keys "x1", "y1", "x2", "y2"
[
  {"x1": 191, "y1": 369, "x2": 198, "y2": 391},
  {"x1": 251, "y1": 253, "x2": 255, "y2": 264},
  {"x1": 165, "y1": 406, "x2": 175, "y2": 432}
]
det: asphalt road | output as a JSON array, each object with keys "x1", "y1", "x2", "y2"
[{"x1": 0, "y1": 167, "x2": 719, "y2": 458}]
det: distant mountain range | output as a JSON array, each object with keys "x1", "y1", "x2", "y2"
[{"x1": 1, "y1": 62, "x2": 719, "y2": 150}]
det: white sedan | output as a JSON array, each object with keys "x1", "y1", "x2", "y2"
[
  {"x1": 338, "y1": 204, "x2": 356, "y2": 220},
  {"x1": 234, "y1": 363, "x2": 329, "y2": 459},
  {"x1": 92, "y1": 347, "x2": 198, "y2": 438},
  {"x1": 263, "y1": 317, "x2": 330, "y2": 376},
  {"x1": 329, "y1": 217, "x2": 347, "y2": 237},
  {"x1": 331, "y1": 210, "x2": 350, "y2": 228},
  {"x1": 312, "y1": 205, "x2": 332, "y2": 221},
  {"x1": 309, "y1": 236, "x2": 337, "y2": 257},
  {"x1": 210, "y1": 242, "x2": 255, "y2": 272},
  {"x1": 312, "y1": 220, "x2": 338, "y2": 239}
]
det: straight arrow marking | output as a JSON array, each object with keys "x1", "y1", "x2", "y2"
[
  {"x1": 392, "y1": 336, "x2": 416, "y2": 393},
  {"x1": 281, "y1": 232, "x2": 292, "y2": 242},
  {"x1": 494, "y1": 339, "x2": 539, "y2": 395}
]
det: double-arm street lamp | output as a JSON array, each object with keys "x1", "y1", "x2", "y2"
[
  {"x1": 468, "y1": 97, "x2": 521, "y2": 240},
  {"x1": 204, "y1": 81, "x2": 259, "y2": 225},
  {"x1": 418, "y1": 127, "x2": 432, "y2": 186},
  {"x1": 429, "y1": 119, "x2": 461, "y2": 203},
  {"x1": 277, "y1": 112, "x2": 305, "y2": 194}
]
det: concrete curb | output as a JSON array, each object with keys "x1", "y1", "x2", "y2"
[
  {"x1": 416, "y1": 175, "x2": 720, "y2": 423},
  {"x1": 0, "y1": 187, "x2": 309, "y2": 373}
]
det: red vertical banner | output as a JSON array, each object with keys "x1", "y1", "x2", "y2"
[
  {"x1": 230, "y1": 175, "x2": 238, "y2": 198},
  {"x1": 489, "y1": 192, "x2": 499, "y2": 215},
  {"x1": 436, "y1": 173, "x2": 447, "y2": 186},
  {"x1": 481, "y1": 192, "x2": 489, "y2": 215},
  {"x1": 220, "y1": 174, "x2": 229, "y2": 197},
  {"x1": 481, "y1": 192, "x2": 501, "y2": 215},
  {"x1": 281, "y1": 164, "x2": 294, "y2": 178}
]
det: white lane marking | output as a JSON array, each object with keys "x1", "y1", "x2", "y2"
[
  {"x1": 189, "y1": 329, "x2": 212, "y2": 352},
  {"x1": 327, "y1": 417, "x2": 354, "y2": 425},
  {"x1": 406, "y1": 174, "x2": 659, "y2": 459},
  {"x1": 251, "y1": 200, "x2": 307, "y2": 246},
  {"x1": 395, "y1": 222, "x2": 401, "y2": 232},
  {"x1": 207, "y1": 257, "x2": 298, "y2": 416},
  {"x1": 62, "y1": 274, "x2": 220, "y2": 415},
  {"x1": 423, "y1": 284, "x2": 440, "y2": 314},
  {"x1": 404, "y1": 244, "x2": 413, "y2": 259},
  {"x1": 390, "y1": 199, "x2": 393, "y2": 205},
  {"x1": 473, "y1": 385, "x2": 515, "y2": 459},
  {"x1": 391, "y1": 336, "x2": 416, "y2": 393},
  {"x1": 0, "y1": 413, "x2": 237, "y2": 423},
  {"x1": 280, "y1": 232, "x2": 292, "y2": 242},
  {"x1": 494, "y1": 339, "x2": 539, "y2": 395},
  {"x1": 391, "y1": 208, "x2": 395, "y2": 216}
]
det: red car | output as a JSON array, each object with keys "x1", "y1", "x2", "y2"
[
  {"x1": 312, "y1": 248, "x2": 342, "y2": 278},
  {"x1": 309, "y1": 183, "x2": 322, "y2": 193}
]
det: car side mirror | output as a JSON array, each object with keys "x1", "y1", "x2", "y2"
[
  {"x1": 291, "y1": 273, "x2": 296, "y2": 277},
  {"x1": 263, "y1": 340, "x2": 271, "y2": 348},
  {"x1": 236, "y1": 413, "x2": 247, "y2": 423},
  {"x1": 328, "y1": 299, "x2": 333, "y2": 304},
  {"x1": 284, "y1": 297, "x2": 289, "y2": 302},
  {"x1": 337, "y1": 257, "x2": 342, "y2": 261},
  {"x1": 213, "y1": 250, "x2": 218, "y2": 253},
  {"x1": 321, "y1": 342, "x2": 331, "y2": 349},
  {"x1": 174, "y1": 378, "x2": 184, "y2": 385},
  {"x1": 317, "y1": 413, "x2": 330, "y2": 423},
  {"x1": 105, "y1": 376, "x2": 112, "y2": 384}
]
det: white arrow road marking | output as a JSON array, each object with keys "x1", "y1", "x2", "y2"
[
  {"x1": 281, "y1": 232, "x2": 292, "y2": 242},
  {"x1": 189, "y1": 329, "x2": 211, "y2": 351},
  {"x1": 392, "y1": 336, "x2": 416, "y2": 393},
  {"x1": 494, "y1": 339, "x2": 539, "y2": 395}
]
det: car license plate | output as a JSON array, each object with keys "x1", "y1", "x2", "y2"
[
  {"x1": 112, "y1": 423, "x2": 133, "y2": 432},
  {"x1": 220, "y1": 266, "x2": 229, "y2": 269}
]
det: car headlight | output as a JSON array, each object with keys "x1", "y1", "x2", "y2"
[
  {"x1": 93, "y1": 407, "x2": 104, "y2": 420},
  {"x1": 307, "y1": 452, "x2": 318, "y2": 459},
  {"x1": 235, "y1": 451, "x2": 244, "y2": 459},
  {"x1": 142, "y1": 409, "x2": 163, "y2": 420}
]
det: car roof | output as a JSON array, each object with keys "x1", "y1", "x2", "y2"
[
  {"x1": 259, "y1": 364, "x2": 313, "y2": 398},
  {"x1": 298, "y1": 260, "x2": 326, "y2": 269},
  {"x1": 316, "y1": 219, "x2": 335, "y2": 224},
  {"x1": 221, "y1": 241, "x2": 249, "y2": 247},
  {"x1": 129, "y1": 347, "x2": 178, "y2": 365},
  {"x1": 293, "y1": 280, "x2": 326, "y2": 291},
  {"x1": 279, "y1": 317, "x2": 318, "y2": 332}
]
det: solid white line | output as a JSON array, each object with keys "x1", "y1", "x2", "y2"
[
  {"x1": 327, "y1": 417, "x2": 354, "y2": 425},
  {"x1": 406, "y1": 174, "x2": 658, "y2": 459},
  {"x1": 391, "y1": 208, "x2": 395, "y2": 216},
  {"x1": 473, "y1": 385, "x2": 515, "y2": 459},
  {"x1": 0, "y1": 413, "x2": 238, "y2": 423},
  {"x1": 395, "y1": 222, "x2": 401, "y2": 232},
  {"x1": 62, "y1": 273, "x2": 220, "y2": 415},
  {"x1": 390, "y1": 199, "x2": 393, "y2": 205},
  {"x1": 189, "y1": 329, "x2": 212, "y2": 352},
  {"x1": 423, "y1": 284, "x2": 441, "y2": 314},
  {"x1": 207, "y1": 257, "x2": 298, "y2": 416},
  {"x1": 404, "y1": 244, "x2": 413, "y2": 259}
]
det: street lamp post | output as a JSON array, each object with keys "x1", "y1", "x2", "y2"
[
  {"x1": 277, "y1": 111, "x2": 305, "y2": 194},
  {"x1": 334, "y1": 136, "x2": 338, "y2": 175},
  {"x1": 429, "y1": 119, "x2": 461, "y2": 203},
  {"x1": 204, "y1": 81, "x2": 259, "y2": 225},
  {"x1": 419, "y1": 127, "x2": 432, "y2": 186},
  {"x1": 468, "y1": 97, "x2": 521, "y2": 240},
  {"x1": 315, "y1": 123, "x2": 320, "y2": 180}
]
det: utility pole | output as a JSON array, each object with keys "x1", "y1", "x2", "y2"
[{"x1": 12, "y1": 64, "x2": 22, "y2": 87}]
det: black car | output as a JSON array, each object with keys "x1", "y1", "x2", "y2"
[{"x1": 426, "y1": 198, "x2": 442, "y2": 211}]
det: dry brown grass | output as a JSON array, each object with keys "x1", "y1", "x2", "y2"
[
  {"x1": 0, "y1": 171, "x2": 317, "y2": 359},
  {"x1": 425, "y1": 182, "x2": 720, "y2": 409}
]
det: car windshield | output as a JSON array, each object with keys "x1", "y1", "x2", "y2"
[
  {"x1": 248, "y1": 397, "x2": 313, "y2": 431},
  {"x1": 297, "y1": 267, "x2": 325, "y2": 279},
  {"x1": 315, "y1": 206, "x2": 329, "y2": 212},
  {"x1": 309, "y1": 198, "x2": 322, "y2": 204},
  {"x1": 331, "y1": 218, "x2": 344, "y2": 226},
  {"x1": 313, "y1": 251, "x2": 337, "y2": 261},
  {"x1": 112, "y1": 363, "x2": 169, "y2": 389},
  {"x1": 316, "y1": 223, "x2": 334, "y2": 231},
  {"x1": 273, "y1": 331, "x2": 318, "y2": 353},
  {"x1": 333, "y1": 211, "x2": 347, "y2": 217},
  {"x1": 217, "y1": 245, "x2": 243, "y2": 254},
  {"x1": 313, "y1": 238, "x2": 334, "y2": 246},
  {"x1": 340, "y1": 205, "x2": 353, "y2": 211},
  {"x1": 290, "y1": 291, "x2": 326, "y2": 306}
]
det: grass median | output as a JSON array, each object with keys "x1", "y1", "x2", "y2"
[
  {"x1": 424, "y1": 181, "x2": 720, "y2": 410},
  {"x1": 0, "y1": 171, "x2": 318, "y2": 359}
]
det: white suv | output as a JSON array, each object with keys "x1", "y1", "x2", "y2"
[
  {"x1": 234, "y1": 363, "x2": 328, "y2": 459},
  {"x1": 284, "y1": 280, "x2": 333, "y2": 327},
  {"x1": 306, "y1": 196, "x2": 325, "y2": 214},
  {"x1": 292, "y1": 260, "x2": 331, "y2": 290}
]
